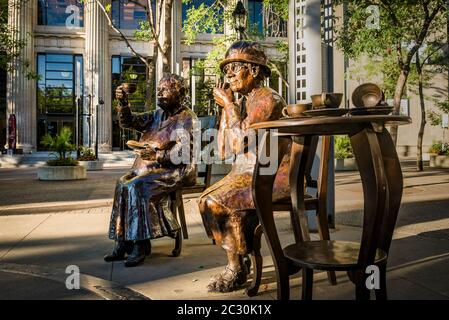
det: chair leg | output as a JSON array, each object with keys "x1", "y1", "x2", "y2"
[
  {"x1": 375, "y1": 263, "x2": 387, "y2": 300},
  {"x1": 246, "y1": 224, "x2": 263, "y2": 297},
  {"x1": 172, "y1": 230, "x2": 182, "y2": 257},
  {"x1": 315, "y1": 212, "x2": 337, "y2": 285},
  {"x1": 302, "y1": 268, "x2": 314, "y2": 300},
  {"x1": 175, "y1": 190, "x2": 189, "y2": 240},
  {"x1": 355, "y1": 272, "x2": 370, "y2": 301},
  {"x1": 170, "y1": 192, "x2": 182, "y2": 257}
]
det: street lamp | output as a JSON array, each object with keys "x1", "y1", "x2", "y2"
[
  {"x1": 95, "y1": 98, "x2": 105, "y2": 159},
  {"x1": 232, "y1": 0, "x2": 247, "y2": 40}
]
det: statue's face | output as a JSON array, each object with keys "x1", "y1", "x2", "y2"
[
  {"x1": 156, "y1": 78, "x2": 181, "y2": 111},
  {"x1": 223, "y1": 62, "x2": 255, "y2": 95}
]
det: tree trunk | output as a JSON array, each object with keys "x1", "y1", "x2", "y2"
[
  {"x1": 390, "y1": 69, "x2": 409, "y2": 146},
  {"x1": 161, "y1": 0, "x2": 173, "y2": 73},
  {"x1": 147, "y1": 58, "x2": 156, "y2": 109},
  {"x1": 416, "y1": 54, "x2": 426, "y2": 171}
]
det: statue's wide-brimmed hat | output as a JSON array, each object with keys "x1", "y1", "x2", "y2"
[{"x1": 219, "y1": 41, "x2": 271, "y2": 77}]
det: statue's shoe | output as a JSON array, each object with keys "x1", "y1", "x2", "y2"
[
  {"x1": 104, "y1": 241, "x2": 133, "y2": 262},
  {"x1": 124, "y1": 240, "x2": 151, "y2": 267}
]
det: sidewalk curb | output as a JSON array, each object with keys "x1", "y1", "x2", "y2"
[
  {"x1": 0, "y1": 199, "x2": 113, "y2": 216},
  {"x1": 0, "y1": 263, "x2": 151, "y2": 300}
]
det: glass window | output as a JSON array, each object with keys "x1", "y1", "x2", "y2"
[
  {"x1": 182, "y1": 57, "x2": 218, "y2": 116},
  {"x1": 248, "y1": 0, "x2": 263, "y2": 35},
  {"x1": 38, "y1": 0, "x2": 84, "y2": 27},
  {"x1": 112, "y1": 0, "x2": 150, "y2": 30},
  {"x1": 111, "y1": 55, "x2": 149, "y2": 149},
  {"x1": 182, "y1": 0, "x2": 223, "y2": 33},
  {"x1": 37, "y1": 53, "x2": 81, "y2": 116},
  {"x1": 36, "y1": 53, "x2": 82, "y2": 150}
]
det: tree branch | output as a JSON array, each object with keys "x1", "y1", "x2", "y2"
[
  {"x1": 95, "y1": 0, "x2": 149, "y2": 68},
  {"x1": 405, "y1": 1, "x2": 444, "y2": 66}
]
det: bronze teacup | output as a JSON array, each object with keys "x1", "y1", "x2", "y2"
[
  {"x1": 282, "y1": 103, "x2": 312, "y2": 118},
  {"x1": 311, "y1": 93, "x2": 343, "y2": 109},
  {"x1": 352, "y1": 83, "x2": 383, "y2": 108},
  {"x1": 122, "y1": 83, "x2": 137, "y2": 94}
]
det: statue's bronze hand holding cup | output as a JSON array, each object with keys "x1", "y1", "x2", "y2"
[
  {"x1": 122, "y1": 82, "x2": 137, "y2": 94},
  {"x1": 115, "y1": 85, "x2": 129, "y2": 105}
]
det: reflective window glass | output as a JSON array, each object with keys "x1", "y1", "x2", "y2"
[
  {"x1": 248, "y1": 0, "x2": 263, "y2": 35},
  {"x1": 111, "y1": 55, "x2": 149, "y2": 150},
  {"x1": 38, "y1": 0, "x2": 84, "y2": 27},
  {"x1": 36, "y1": 53, "x2": 82, "y2": 150},
  {"x1": 182, "y1": 0, "x2": 223, "y2": 33},
  {"x1": 111, "y1": 0, "x2": 149, "y2": 30}
]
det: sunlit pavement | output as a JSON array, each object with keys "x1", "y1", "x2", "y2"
[{"x1": 0, "y1": 161, "x2": 448, "y2": 300}]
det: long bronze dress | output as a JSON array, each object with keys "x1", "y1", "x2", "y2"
[
  {"x1": 109, "y1": 104, "x2": 197, "y2": 242},
  {"x1": 199, "y1": 86, "x2": 291, "y2": 255}
]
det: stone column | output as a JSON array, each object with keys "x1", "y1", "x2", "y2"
[
  {"x1": 171, "y1": 0, "x2": 182, "y2": 75},
  {"x1": 84, "y1": 0, "x2": 111, "y2": 153},
  {"x1": 289, "y1": 0, "x2": 335, "y2": 228},
  {"x1": 6, "y1": 0, "x2": 36, "y2": 152}
]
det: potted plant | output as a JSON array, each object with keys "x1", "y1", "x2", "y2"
[
  {"x1": 77, "y1": 146, "x2": 104, "y2": 171},
  {"x1": 334, "y1": 135, "x2": 357, "y2": 171},
  {"x1": 37, "y1": 127, "x2": 86, "y2": 180},
  {"x1": 429, "y1": 141, "x2": 449, "y2": 168}
]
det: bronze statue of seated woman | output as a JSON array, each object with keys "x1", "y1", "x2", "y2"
[{"x1": 104, "y1": 73, "x2": 197, "y2": 267}]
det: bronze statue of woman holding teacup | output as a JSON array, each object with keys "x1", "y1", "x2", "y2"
[
  {"x1": 104, "y1": 73, "x2": 197, "y2": 267},
  {"x1": 198, "y1": 41, "x2": 292, "y2": 292}
]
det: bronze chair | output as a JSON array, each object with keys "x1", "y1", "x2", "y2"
[
  {"x1": 246, "y1": 136, "x2": 337, "y2": 297},
  {"x1": 172, "y1": 115, "x2": 217, "y2": 240}
]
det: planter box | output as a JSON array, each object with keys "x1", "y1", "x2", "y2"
[
  {"x1": 335, "y1": 158, "x2": 358, "y2": 171},
  {"x1": 37, "y1": 165, "x2": 87, "y2": 180},
  {"x1": 429, "y1": 155, "x2": 449, "y2": 168},
  {"x1": 78, "y1": 160, "x2": 104, "y2": 171}
]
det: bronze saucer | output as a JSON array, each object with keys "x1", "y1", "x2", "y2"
[
  {"x1": 349, "y1": 107, "x2": 393, "y2": 116},
  {"x1": 303, "y1": 108, "x2": 348, "y2": 117}
]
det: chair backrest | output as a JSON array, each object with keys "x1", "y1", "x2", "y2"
[
  {"x1": 197, "y1": 115, "x2": 218, "y2": 188},
  {"x1": 304, "y1": 136, "x2": 331, "y2": 202}
]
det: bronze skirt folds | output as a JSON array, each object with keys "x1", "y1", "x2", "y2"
[{"x1": 108, "y1": 163, "x2": 193, "y2": 241}]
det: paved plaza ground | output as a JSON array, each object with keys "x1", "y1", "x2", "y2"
[{"x1": 0, "y1": 160, "x2": 448, "y2": 300}]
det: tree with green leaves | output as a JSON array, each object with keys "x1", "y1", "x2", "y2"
[
  {"x1": 412, "y1": 41, "x2": 448, "y2": 171},
  {"x1": 0, "y1": 0, "x2": 35, "y2": 78},
  {"x1": 334, "y1": 0, "x2": 447, "y2": 146},
  {"x1": 182, "y1": 0, "x2": 289, "y2": 85},
  {"x1": 93, "y1": 0, "x2": 175, "y2": 107}
]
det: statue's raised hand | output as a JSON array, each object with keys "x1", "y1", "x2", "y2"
[
  {"x1": 115, "y1": 86, "x2": 128, "y2": 106},
  {"x1": 213, "y1": 81, "x2": 234, "y2": 107}
]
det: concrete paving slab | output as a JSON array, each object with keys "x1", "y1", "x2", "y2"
[
  {"x1": 0, "y1": 270, "x2": 100, "y2": 300},
  {"x1": 0, "y1": 214, "x2": 51, "y2": 259}
]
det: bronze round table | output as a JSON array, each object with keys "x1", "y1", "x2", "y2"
[{"x1": 250, "y1": 115, "x2": 411, "y2": 300}]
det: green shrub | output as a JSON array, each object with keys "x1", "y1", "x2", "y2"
[
  {"x1": 47, "y1": 158, "x2": 79, "y2": 166},
  {"x1": 334, "y1": 135, "x2": 353, "y2": 160},
  {"x1": 77, "y1": 146, "x2": 97, "y2": 161},
  {"x1": 40, "y1": 127, "x2": 76, "y2": 166},
  {"x1": 429, "y1": 141, "x2": 449, "y2": 155}
]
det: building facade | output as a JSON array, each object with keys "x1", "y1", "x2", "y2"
[
  {"x1": 3, "y1": 0, "x2": 447, "y2": 156},
  {"x1": 2, "y1": 0, "x2": 287, "y2": 153}
]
